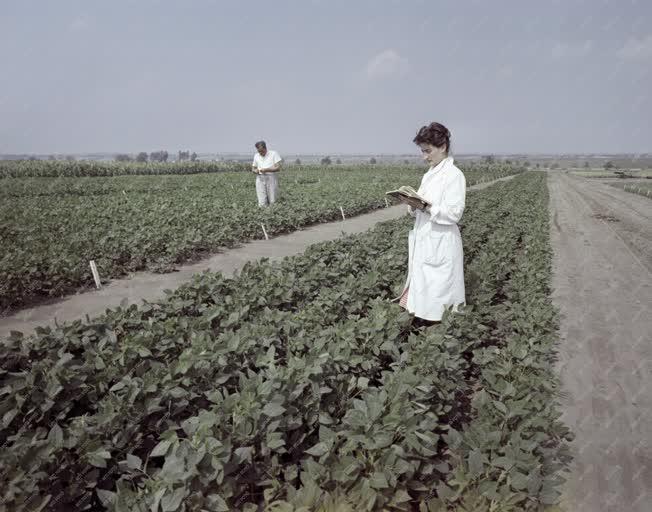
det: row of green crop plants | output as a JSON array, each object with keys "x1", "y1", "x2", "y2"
[
  {"x1": 0, "y1": 164, "x2": 518, "y2": 199},
  {"x1": 610, "y1": 182, "x2": 652, "y2": 199},
  {"x1": 0, "y1": 172, "x2": 572, "y2": 511},
  {"x1": 0, "y1": 164, "x2": 523, "y2": 313},
  {"x1": 1, "y1": 160, "x2": 520, "y2": 179},
  {"x1": 0, "y1": 160, "x2": 249, "y2": 178}
]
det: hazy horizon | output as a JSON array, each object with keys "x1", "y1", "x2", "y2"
[
  {"x1": 5, "y1": 150, "x2": 652, "y2": 158},
  {"x1": 2, "y1": 0, "x2": 651, "y2": 155}
]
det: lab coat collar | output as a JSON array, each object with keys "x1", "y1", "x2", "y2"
[{"x1": 426, "y1": 156, "x2": 454, "y2": 176}]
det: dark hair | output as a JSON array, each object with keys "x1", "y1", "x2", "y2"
[
  {"x1": 255, "y1": 140, "x2": 267, "y2": 149},
  {"x1": 413, "y1": 122, "x2": 451, "y2": 153}
]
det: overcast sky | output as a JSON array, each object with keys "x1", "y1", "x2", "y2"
[{"x1": 1, "y1": 0, "x2": 650, "y2": 155}]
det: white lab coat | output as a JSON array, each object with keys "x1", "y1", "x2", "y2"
[{"x1": 400, "y1": 156, "x2": 466, "y2": 321}]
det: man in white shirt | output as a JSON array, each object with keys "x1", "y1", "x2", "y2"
[{"x1": 252, "y1": 140, "x2": 282, "y2": 207}]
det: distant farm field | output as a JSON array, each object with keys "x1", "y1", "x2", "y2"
[
  {"x1": 570, "y1": 169, "x2": 652, "y2": 179},
  {"x1": 609, "y1": 182, "x2": 652, "y2": 198}
]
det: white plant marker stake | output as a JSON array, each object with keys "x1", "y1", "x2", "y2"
[
  {"x1": 89, "y1": 260, "x2": 102, "y2": 289},
  {"x1": 340, "y1": 206, "x2": 346, "y2": 220},
  {"x1": 261, "y1": 224, "x2": 269, "y2": 240},
  {"x1": 385, "y1": 197, "x2": 389, "y2": 207}
]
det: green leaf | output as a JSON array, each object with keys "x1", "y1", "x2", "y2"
[
  {"x1": 150, "y1": 439, "x2": 173, "y2": 457},
  {"x1": 150, "y1": 488, "x2": 166, "y2": 512},
  {"x1": 2, "y1": 408, "x2": 18, "y2": 428},
  {"x1": 372, "y1": 431, "x2": 393, "y2": 449},
  {"x1": 126, "y1": 453, "x2": 142, "y2": 470},
  {"x1": 265, "y1": 502, "x2": 295, "y2": 512},
  {"x1": 318, "y1": 425, "x2": 336, "y2": 443},
  {"x1": 363, "y1": 485, "x2": 377, "y2": 510},
  {"x1": 138, "y1": 347, "x2": 152, "y2": 357},
  {"x1": 332, "y1": 457, "x2": 359, "y2": 482},
  {"x1": 88, "y1": 449, "x2": 111, "y2": 468},
  {"x1": 436, "y1": 482, "x2": 455, "y2": 500},
  {"x1": 263, "y1": 402, "x2": 286, "y2": 417},
  {"x1": 352, "y1": 398, "x2": 368, "y2": 415},
  {"x1": 390, "y1": 489, "x2": 412, "y2": 504},
  {"x1": 319, "y1": 412, "x2": 333, "y2": 425},
  {"x1": 539, "y1": 482, "x2": 560, "y2": 505},
  {"x1": 492, "y1": 456, "x2": 514, "y2": 470},
  {"x1": 444, "y1": 427, "x2": 462, "y2": 449},
  {"x1": 266, "y1": 433, "x2": 285, "y2": 450},
  {"x1": 527, "y1": 467, "x2": 542, "y2": 494},
  {"x1": 283, "y1": 464, "x2": 299, "y2": 483},
  {"x1": 234, "y1": 446, "x2": 254, "y2": 463},
  {"x1": 110, "y1": 381, "x2": 125, "y2": 392},
  {"x1": 478, "y1": 479, "x2": 499, "y2": 500},
  {"x1": 47, "y1": 423, "x2": 64, "y2": 448},
  {"x1": 161, "y1": 487, "x2": 186, "y2": 512},
  {"x1": 415, "y1": 431, "x2": 438, "y2": 447},
  {"x1": 96, "y1": 489, "x2": 116, "y2": 507},
  {"x1": 305, "y1": 442, "x2": 329, "y2": 457},
  {"x1": 207, "y1": 494, "x2": 230, "y2": 512},
  {"x1": 494, "y1": 400, "x2": 507, "y2": 414},
  {"x1": 369, "y1": 471, "x2": 389, "y2": 489},
  {"x1": 510, "y1": 470, "x2": 529, "y2": 491},
  {"x1": 468, "y1": 448, "x2": 484, "y2": 476}
]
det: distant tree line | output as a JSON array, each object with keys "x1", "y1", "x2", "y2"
[
  {"x1": 177, "y1": 150, "x2": 198, "y2": 162},
  {"x1": 114, "y1": 150, "x2": 200, "y2": 163}
]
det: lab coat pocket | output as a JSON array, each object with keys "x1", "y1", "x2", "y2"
[{"x1": 423, "y1": 232, "x2": 449, "y2": 267}]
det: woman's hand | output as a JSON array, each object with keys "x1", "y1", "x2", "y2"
[{"x1": 400, "y1": 196, "x2": 428, "y2": 211}]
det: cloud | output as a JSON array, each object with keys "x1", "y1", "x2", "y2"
[
  {"x1": 616, "y1": 34, "x2": 652, "y2": 60},
  {"x1": 497, "y1": 65, "x2": 514, "y2": 79},
  {"x1": 70, "y1": 16, "x2": 90, "y2": 32},
  {"x1": 551, "y1": 40, "x2": 593, "y2": 58},
  {"x1": 365, "y1": 49, "x2": 408, "y2": 79}
]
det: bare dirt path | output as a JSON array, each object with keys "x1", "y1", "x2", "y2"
[
  {"x1": 0, "y1": 175, "x2": 516, "y2": 338},
  {"x1": 548, "y1": 172, "x2": 652, "y2": 511}
]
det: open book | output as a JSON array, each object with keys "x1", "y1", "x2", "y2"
[{"x1": 385, "y1": 186, "x2": 431, "y2": 209}]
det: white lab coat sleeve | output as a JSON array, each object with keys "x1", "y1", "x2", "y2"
[
  {"x1": 427, "y1": 171, "x2": 465, "y2": 225},
  {"x1": 271, "y1": 150, "x2": 282, "y2": 165}
]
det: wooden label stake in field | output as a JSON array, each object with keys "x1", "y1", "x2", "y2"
[
  {"x1": 261, "y1": 224, "x2": 269, "y2": 240},
  {"x1": 89, "y1": 260, "x2": 102, "y2": 289},
  {"x1": 340, "y1": 206, "x2": 346, "y2": 220},
  {"x1": 385, "y1": 197, "x2": 389, "y2": 207}
]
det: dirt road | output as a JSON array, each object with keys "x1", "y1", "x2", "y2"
[{"x1": 549, "y1": 172, "x2": 652, "y2": 511}]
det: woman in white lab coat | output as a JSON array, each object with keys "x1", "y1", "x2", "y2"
[{"x1": 396, "y1": 122, "x2": 466, "y2": 322}]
